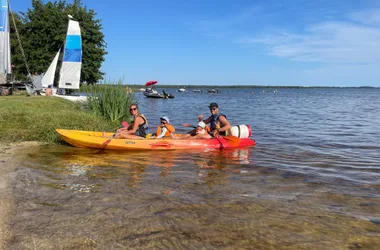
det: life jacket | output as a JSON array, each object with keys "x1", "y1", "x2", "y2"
[
  {"x1": 130, "y1": 114, "x2": 148, "y2": 137},
  {"x1": 210, "y1": 113, "x2": 227, "y2": 136},
  {"x1": 156, "y1": 123, "x2": 175, "y2": 137}
]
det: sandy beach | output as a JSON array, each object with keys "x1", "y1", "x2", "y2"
[{"x1": 0, "y1": 142, "x2": 41, "y2": 249}]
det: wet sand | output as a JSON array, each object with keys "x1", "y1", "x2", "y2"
[
  {"x1": 0, "y1": 142, "x2": 41, "y2": 249},
  {"x1": 1, "y1": 142, "x2": 379, "y2": 249}
]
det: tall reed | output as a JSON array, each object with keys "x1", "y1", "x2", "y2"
[{"x1": 83, "y1": 79, "x2": 135, "y2": 124}]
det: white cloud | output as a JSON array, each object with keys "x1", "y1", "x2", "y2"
[
  {"x1": 349, "y1": 8, "x2": 380, "y2": 26},
  {"x1": 242, "y1": 9, "x2": 380, "y2": 64}
]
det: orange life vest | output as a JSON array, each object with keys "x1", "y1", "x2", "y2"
[{"x1": 156, "y1": 124, "x2": 175, "y2": 137}]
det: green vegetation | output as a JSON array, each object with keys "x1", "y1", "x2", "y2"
[
  {"x1": 0, "y1": 92, "x2": 118, "y2": 144},
  {"x1": 82, "y1": 81, "x2": 136, "y2": 124},
  {"x1": 11, "y1": 0, "x2": 106, "y2": 83}
]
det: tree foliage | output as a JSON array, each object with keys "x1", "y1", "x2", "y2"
[{"x1": 11, "y1": 0, "x2": 107, "y2": 84}]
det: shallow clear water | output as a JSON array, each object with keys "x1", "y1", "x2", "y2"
[{"x1": 8, "y1": 87, "x2": 380, "y2": 249}]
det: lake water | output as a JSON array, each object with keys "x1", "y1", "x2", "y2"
[{"x1": 7, "y1": 87, "x2": 380, "y2": 249}]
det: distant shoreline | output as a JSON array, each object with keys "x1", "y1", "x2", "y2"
[{"x1": 127, "y1": 85, "x2": 379, "y2": 89}]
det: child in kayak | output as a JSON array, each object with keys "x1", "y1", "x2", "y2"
[
  {"x1": 171, "y1": 121, "x2": 211, "y2": 140},
  {"x1": 152, "y1": 116, "x2": 175, "y2": 138}
]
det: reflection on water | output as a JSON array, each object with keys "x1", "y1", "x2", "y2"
[{"x1": 7, "y1": 144, "x2": 380, "y2": 249}]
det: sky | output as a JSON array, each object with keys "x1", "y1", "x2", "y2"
[{"x1": 10, "y1": 0, "x2": 380, "y2": 87}]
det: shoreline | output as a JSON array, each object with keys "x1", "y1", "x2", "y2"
[{"x1": 0, "y1": 141, "x2": 42, "y2": 249}]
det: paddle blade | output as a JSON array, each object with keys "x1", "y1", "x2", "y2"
[
  {"x1": 101, "y1": 133, "x2": 116, "y2": 148},
  {"x1": 223, "y1": 135, "x2": 240, "y2": 146},
  {"x1": 101, "y1": 139, "x2": 112, "y2": 148},
  {"x1": 182, "y1": 123, "x2": 197, "y2": 128}
]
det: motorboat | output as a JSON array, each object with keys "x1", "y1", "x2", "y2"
[
  {"x1": 143, "y1": 88, "x2": 174, "y2": 99},
  {"x1": 207, "y1": 88, "x2": 220, "y2": 93}
]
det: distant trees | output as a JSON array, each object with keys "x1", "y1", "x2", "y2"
[{"x1": 10, "y1": 0, "x2": 107, "y2": 84}]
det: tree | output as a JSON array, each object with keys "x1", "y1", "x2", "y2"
[{"x1": 11, "y1": 0, "x2": 107, "y2": 84}]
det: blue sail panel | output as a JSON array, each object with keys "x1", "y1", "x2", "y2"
[
  {"x1": 0, "y1": 0, "x2": 11, "y2": 76},
  {"x1": 0, "y1": 0, "x2": 8, "y2": 31},
  {"x1": 65, "y1": 35, "x2": 81, "y2": 49},
  {"x1": 63, "y1": 49, "x2": 82, "y2": 62},
  {"x1": 63, "y1": 35, "x2": 82, "y2": 62}
]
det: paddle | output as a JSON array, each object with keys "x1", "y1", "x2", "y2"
[
  {"x1": 182, "y1": 123, "x2": 194, "y2": 128},
  {"x1": 100, "y1": 133, "x2": 117, "y2": 148},
  {"x1": 222, "y1": 135, "x2": 240, "y2": 147},
  {"x1": 100, "y1": 121, "x2": 129, "y2": 149}
]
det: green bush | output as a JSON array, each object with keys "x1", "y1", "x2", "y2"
[{"x1": 82, "y1": 79, "x2": 136, "y2": 125}]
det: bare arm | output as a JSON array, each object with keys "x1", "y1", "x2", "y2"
[{"x1": 217, "y1": 115, "x2": 231, "y2": 133}]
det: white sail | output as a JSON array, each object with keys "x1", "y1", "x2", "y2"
[
  {"x1": 0, "y1": 0, "x2": 11, "y2": 82},
  {"x1": 58, "y1": 19, "x2": 82, "y2": 89},
  {"x1": 41, "y1": 49, "x2": 60, "y2": 88}
]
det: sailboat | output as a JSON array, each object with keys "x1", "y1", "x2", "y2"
[
  {"x1": 40, "y1": 15, "x2": 87, "y2": 102},
  {"x1": 0, "y1": 0, "x2": 12, "y2": 94}
]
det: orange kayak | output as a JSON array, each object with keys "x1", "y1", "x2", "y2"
[{"x1": 56, "y1": 129, "x2": 256, "y2": 150}]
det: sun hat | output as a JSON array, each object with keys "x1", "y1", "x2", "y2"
[
  {"x1": 197, "y1": 121, "x2": 206, "y2": 129},
  {"x1": 160, "y1": 116, "x2": 170, "y2": 123},
  {"x1": 208, "y1": 102, "x2": 218, "y2": 108}
]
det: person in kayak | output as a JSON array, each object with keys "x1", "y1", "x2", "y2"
[
  {"x1": 115, "y1": 104, "x2": 148, "y2": 139},
  {"x1": 171, "y1": 121, "x2": 211, "y2": 140},
  {"x1": 200, "y1": 102, "x2": 231, "y2": 137},
  {"x1": 152, "y1": 116, "x2": 175, "y2": 138}
]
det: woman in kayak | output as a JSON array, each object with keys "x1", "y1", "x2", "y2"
[
  {"x1": 152, "y1": 116, "x2": 175, "y2": 138},
  {"x1": 115, "y1": 104, "x2": 148, "y2": 139}
]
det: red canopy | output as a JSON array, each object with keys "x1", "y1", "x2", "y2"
[{"x1": 145, "y1": 80, "x2": 158, "y2": 86}]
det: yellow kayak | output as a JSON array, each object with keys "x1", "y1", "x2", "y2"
[{"x1": 56, "y1": 129, "x2": 256, "y2": 150}]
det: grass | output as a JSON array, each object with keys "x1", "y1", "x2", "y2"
[
  {"x1": 0, "y1": 91, "x2": 118, "y2": 144},
  {"x1": 82, "y1": 81, "x2": 135, "y2": 124}
]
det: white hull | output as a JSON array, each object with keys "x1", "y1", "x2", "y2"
[
  {"x1": 54, "y1": 94, "x2": 87, "y2": 102},
  {"x1": 40, "y1": 91, "x2": 87, "y2": 102}
]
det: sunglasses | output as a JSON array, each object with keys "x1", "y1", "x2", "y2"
[
  {"x1": 161, "y1": 121, "x2": 167, "y2": 124},
  {"x1": 129, "y1": 107, "x2": 137, "y2": 111},
  {"x1": 209, "y1": 108, "x2": 217, "y2": 111}
]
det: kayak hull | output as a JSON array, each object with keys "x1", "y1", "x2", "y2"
[{"x1": 56, "y1": 129, "x2": 256, "y2": 150}]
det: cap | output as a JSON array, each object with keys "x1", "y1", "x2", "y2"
[
  {"x1": 197, "y1": 121, "x2": 206, "y2": 129},
  {"x1": 160, "y1": 116, "x2": 170, "y2": 123},
  {"x1": 208, "y1": 102, "x2": 218, "y2": 108}
]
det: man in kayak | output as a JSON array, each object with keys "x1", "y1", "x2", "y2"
[
  {"x1": 116, "y1": 104, "x2": 149, "y2": 139},
  {"x1": 199, "y1": 102, "x2": 231, "y2": 137},
  {"x1": 152, "y1": 116, "x2": 175, "y2": 138}
]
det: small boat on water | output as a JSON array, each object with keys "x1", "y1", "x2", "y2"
[
  {"x1": 143, "y1": 88, "x2": 174, "y2": 99},
  {"x1": 193, "y1": 89, "x2": 202, "y2": 93},
  {"x1": 178, "y1": 87, "x2": 186, "y2": 92},
  {"x1": 56, "y1": 129, "x2": 256, "y2": 150},
  {"x1": 207, "y1": 88, "x2": 220, "y2": 93}
]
